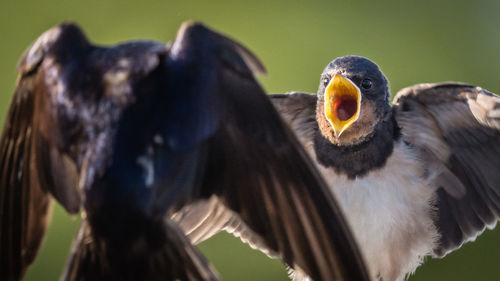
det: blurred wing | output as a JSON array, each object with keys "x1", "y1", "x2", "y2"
[
  {"x1": 173, "y1": 95, "x2": 319, "y2": 249},
  {"x1": 393, "y1": 83, "x2": 500, "y2": 257},
  {"x1": 172, "y1": 93, "x2": 318, "y2": 250},
  {"x1": 0, "y1": 23, "x2": 84, "y2": 280},
  {"x1": 164, "y1": 23, "x2": 369, "y2": 281},
  {"x1": 0, "y1": 73, "x2": 54, "y2": 281}
]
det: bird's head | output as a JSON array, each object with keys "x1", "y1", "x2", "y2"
[{"x1": 316, "y1": 55, "x2": 391, "y2": 146}]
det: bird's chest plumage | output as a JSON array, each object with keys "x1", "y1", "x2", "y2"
[{"x1": 306, "y1": 141, "x2": 438, "y2": 281}]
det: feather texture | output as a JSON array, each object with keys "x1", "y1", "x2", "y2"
[{"x1": 393, "y1": 83, "x2": 500, "y2": 256}]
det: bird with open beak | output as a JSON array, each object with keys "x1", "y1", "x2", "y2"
[{"x1": 272, "y1": 55, "x2": 500, "y2": 281}]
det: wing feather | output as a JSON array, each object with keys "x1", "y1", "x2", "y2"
[
  {"x1": 0, "y1": 73, "x2": 53, "y2": 281},
  {"x1": 393, "y1": 82, "x2": 500, "y2": 256},
  {"x1": 0, "y1": 22, "x2": 92, "y2": 280},
  {"x1": 166, "y1": 23, "x2": 369, "y2": 281}
]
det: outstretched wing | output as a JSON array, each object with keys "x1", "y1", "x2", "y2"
[
  {"x1": 270, "y1": 92, "x2": 318, "y2": 149},
  {"x1": 162, "y1": 22, "x2": 369, "y2": 281},
  {"x1": 0, "y1": 23, "x2": 86, "y2": 280},
  {"x1": 1, "y1": 22, "x2": 174, "y2": 280},
  {"x1": 393, "y1": 82, "x2": 500, "y2": 257}
]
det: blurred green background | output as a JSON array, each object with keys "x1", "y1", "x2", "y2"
[{"x1": 1, "y1": 0, "x2": 500, "y2": 280}]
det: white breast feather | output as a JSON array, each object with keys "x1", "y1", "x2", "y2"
[{"x1": 305, "y1": 141, "x2": 439, "y2": 281}]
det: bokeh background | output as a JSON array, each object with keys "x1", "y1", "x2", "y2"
[{"x1": 1, "y1": 0, "x2": 500, "y2": 280}]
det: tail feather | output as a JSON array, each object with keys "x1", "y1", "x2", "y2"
[{"x1": 61, "y1": 219, "x2": 221, "y2": 281}]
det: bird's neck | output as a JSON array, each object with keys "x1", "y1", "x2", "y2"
[{"x1": 313, "y1": 109, "x2": 400, "y2": 179}]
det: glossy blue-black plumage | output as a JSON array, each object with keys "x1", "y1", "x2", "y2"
[
  {"x1": 1, "y1": 22, "x2": 221, "y2": 281},
  {"x1": 1, "y1": 21, "x2": 371, "y2": 281}
]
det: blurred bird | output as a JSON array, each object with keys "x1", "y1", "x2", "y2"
[
  {"x1": 270, "y1": 55, "x2": 500, "y2": 281},
  {"x1": 0, "y1": 23, "x2": 370, "y2": 281}
]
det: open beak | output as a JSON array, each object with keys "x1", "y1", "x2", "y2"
[{"x1": 324, "y1": 74, "x2": 362, "y2": 138}]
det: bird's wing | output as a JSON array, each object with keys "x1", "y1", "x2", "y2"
[
  {"x1": 270, "y1": 92, "x2": 318, "y2": 146},
  {"x1": 0, "y1": 22, "x2": 172, "y2": 280},
  {"x1": 160, "y1": 22, "x2": 369, "y2": 281},
  {"x1": 0, "y1": 23, "x2": 86, "y2": 280},
  {"x1": 173, "y1": 92, "x2": 318, "y2": 249},
  {"x1": 393, "y1": 82, "x2": 500, "y2": 257}
]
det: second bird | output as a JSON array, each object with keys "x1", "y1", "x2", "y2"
[{"x1": 272, "y1": 55, "x2": 500, "y2": 281}]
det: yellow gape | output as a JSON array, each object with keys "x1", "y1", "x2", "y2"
[{"x1": 324, "y1": 74, "x2": 362, "y2": 138}]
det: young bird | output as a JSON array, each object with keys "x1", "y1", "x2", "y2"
[{"x1": 271, "y1": 55, "x2": 500, "y2": 281}]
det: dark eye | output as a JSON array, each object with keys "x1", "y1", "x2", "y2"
[
  {"x1": 361, "y1": 79, "x2": 372, "y2": 89},
  {"x1": 323, "y1": 77, "x2": 329, "y2": 86}
]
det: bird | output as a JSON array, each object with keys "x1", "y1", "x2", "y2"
[
  {"x1": 0, "y1": 22, "x2": 370, "y2": 281},
  {"x1": 269, "y1": 55, "x2": 500, "y2": 281}
]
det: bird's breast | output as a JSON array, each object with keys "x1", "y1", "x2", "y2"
[{"x1": 306, "y1": 140, "x2": 439, "y2": 281}]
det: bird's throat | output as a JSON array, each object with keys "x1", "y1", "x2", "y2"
[
  {"x1": 314, "y1": 110, "x2": 400, "y2": 178},
  {"x1": 334, "y1": 98, "x2": 358, "y2": 121}
]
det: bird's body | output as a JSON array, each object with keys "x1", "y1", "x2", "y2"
[
  {"x1": 274, "y1": 91, "x2": 438, "y2": 280},
  {"x1": 0, "y1": 23, "x2": 224, "y2": 281},
  {"x1": 272, "y1": 55, "x2": 500, "y2": 281},
  {"x1": 309, "y1": 132, "x2": 437, "y2": 281},
  {"x1": 1, "y1": 23, "x2": 370, "y2": 281}
]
